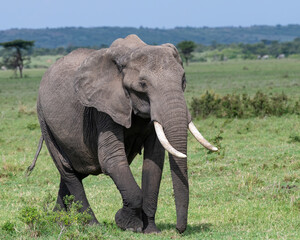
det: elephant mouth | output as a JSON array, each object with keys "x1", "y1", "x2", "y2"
[
  {"x1": 133, "y1": 108, "x2": 150, "y2": 119},
  {"x1": 153, "y1": 121, "x2": 218, "y2": 158}
]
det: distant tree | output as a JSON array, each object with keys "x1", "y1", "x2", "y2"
[
  {"x1": 241, "y1": 42, "x2": 268, "y2": 59},
  {"x1": 269, "y1": 41, "x2": 281, "y2": 57},
  {"x1": 177, "y1": 41, "x2": 196, "y2": 66},
  {"x1": 294, "y1": 37, "x2": 300, "y2": 42},
  {"x1": 261, "y1": 39, "x2": 272, "y2": 45},
  {"x1": 0, "y1": 39, "x2": 34, "y2": 78},
  {"x1": 194, "y1": 43, "x2": 208, "y2": 53},
  {"x1": 210, "y1": 40, "x2": 219, "y2": 50}
]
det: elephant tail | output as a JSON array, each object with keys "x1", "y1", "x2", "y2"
[{"x1": 26, "y1": 136, "x2": 44, "y2": 176}]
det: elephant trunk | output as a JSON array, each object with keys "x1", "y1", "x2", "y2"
[
  {"x1": 165, "y1": 114, "x2": 188, "y2": 233},
  {"x1": 153, "y1": 92, "x2": 189, "y2": 233}
]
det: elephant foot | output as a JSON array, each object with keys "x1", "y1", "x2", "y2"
[
  {"x1": 142, "y1": 213, "x2": 161, "y2": 234},
  {"x1": 176, "y1": 224, "x2": 187, "y2": 234},
  {"x1": 143, "y1": 224, "x2": 161, "y2": 234},
  {"x1": 115, "y1": 207, "x2": 143, "y2": 232}
]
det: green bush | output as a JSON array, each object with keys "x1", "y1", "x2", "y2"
[
  {"x1": 1, "y1": 221, "x2": 15, "y2": 233},
  {"x1": 18, "y1": 194, "x2": 92, "y2": 238},
  {"x1": 191, "y1": 91, "x2": 299, "y2": 118}
]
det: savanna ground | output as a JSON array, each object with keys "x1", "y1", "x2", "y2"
[{"x1": 0, "y1": 58, "x2": 299, "y2": 239}]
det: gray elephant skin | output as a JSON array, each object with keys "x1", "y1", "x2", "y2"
[{"x1": 29, "y1": 34, "x2": 217, "y2": 234}]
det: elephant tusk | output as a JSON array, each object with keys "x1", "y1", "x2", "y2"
[
  {"x1": 188, "y1": 122, "x2": 218, "y2": 152},
  {"x1": 154, "y1": 121, "x2": 187, "y2": 158}
]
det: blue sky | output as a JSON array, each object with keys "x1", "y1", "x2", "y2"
[{"x1": 1, "y1": 0, "x2": 300, "y2": 30}]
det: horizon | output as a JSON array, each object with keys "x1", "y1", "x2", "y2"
[{"x1": 2, "y1": 23, "x2": 300, "y2": 31}]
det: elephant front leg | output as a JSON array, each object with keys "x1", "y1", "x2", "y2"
[
  {"x1": 109, "y1": 165, "x2": 143, "y2": 232},
  {"x1": 97, "y1": 120, "x2": 143, "y2": 232},
  {"x1": 142, "y1": 131, "x2": 165, "y2": 233}
]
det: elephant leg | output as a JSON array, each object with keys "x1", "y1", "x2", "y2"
[
  {"x1": 53, "y1": 177, "x2": 70, "y2": 211},
  {"x1": 142, "y1": 131, "x2": 165, "y2": 233},
  {"x1": 109, "y1": 165, "x2": 143, "y2": 232},
  {"x1": 61, "y1": 173, "x2": 99, "y2": 225},
  {"x1": 97, "y1": 117, "x2": 143, "y2": 232},
  {"x1": 39, "y1": 118, "x2": 98, "y2": 224},
  {"x1": 53, "y1": 176, "x2": 99, "y2": 226}
]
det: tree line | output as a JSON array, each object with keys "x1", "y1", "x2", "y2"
[
  {"x1": 1, "y1": 25, "x2": 300, "y2": 48},
  {"x1": 0, "y1": 44, "x2": 107, "y2": 57},
  {"x1": 202, "y1": 38, "x2": 300, "y2": 59},
  {"x1": 1, "y1": 37, "x2": 300, "y2": 58},
  {"x1": 1, "y1": 37, "x2": 300, "y2": 77}
]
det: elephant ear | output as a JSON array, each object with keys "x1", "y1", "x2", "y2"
[{"x1": 74, "y1": 48, "x2": 132, "y2": 128}]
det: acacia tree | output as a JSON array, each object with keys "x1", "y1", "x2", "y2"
[
  {"x1": 177, "y1": 40, "x2": 196, "y2": 66},
  {"x1": 0, "y1": 39, "x2": 34, "y2": 78}
]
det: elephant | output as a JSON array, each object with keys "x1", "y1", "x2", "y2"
[{"x1": 28, "y1": 34, "x2": 218, "y2": 234}]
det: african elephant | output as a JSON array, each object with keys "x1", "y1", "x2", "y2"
[{"x1": 28, "y1": 34, "x2": 217, "y2": 234}]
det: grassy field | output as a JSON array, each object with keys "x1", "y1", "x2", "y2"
[
  {"x1": 28, "y1": 55, "x2": 63, "y2": 69},
  {"x1": 0, "y1": 59, "x2": 299, "y2": 239}
]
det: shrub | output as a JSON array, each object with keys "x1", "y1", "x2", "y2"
[
  {"x1": 1, "y1": 221, "x2": 15, "y2": 233},
  {"x1": 218, "y1": 94, "x2": 244, "y2": 118},
  {"x1": 190, "y1": 91, "x2": 220, "y2": 118},
  {"x1": 191, "y1": 91, "x2": 299, "y2": 118},
  {"x1": 19, "y1": 206, "x2": 42, "y2": 237},
  {"x1": 289, "y1": 134, "x2": 300, "y2": 143},
  {"x1": 18, "y1": 194, "x2": 92, "y2": 239}
]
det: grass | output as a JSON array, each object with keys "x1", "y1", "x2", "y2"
[
  {"x1": 0, "y1": 58, "x2": 299, "y2": 239},
  {"x1": 28, "y1": 55, "x2": 63, "y2": 69},
  {"x1": 184, "y1": 59, "x2": 300, "y2": 103}
]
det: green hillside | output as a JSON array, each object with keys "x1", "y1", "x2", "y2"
[{"x1": 1, "y1": 25, "x2": 300, "y2": 48}]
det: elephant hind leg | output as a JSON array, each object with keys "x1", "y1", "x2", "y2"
[
  {"x1": 60, "y1": 173, "x2": 99, "y2": 225},
  {"x1": 53, "y1": 178, "x2": 70, "y2": 211},
  {"x1": 39, "y1": 117, "x2": 98, "y2": 224}
]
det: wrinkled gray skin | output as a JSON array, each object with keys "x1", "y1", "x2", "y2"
[{"x1": 37, "y1": 35, "x2": 191, "y2": 233}]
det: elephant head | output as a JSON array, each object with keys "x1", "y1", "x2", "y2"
[{"x1": 74, "y1": 34, "x2": 217, "y2": 232}]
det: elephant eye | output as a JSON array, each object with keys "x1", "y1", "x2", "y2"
[
  {"x1": 182, "y1": 74, "x2": 187, "y2": 91},
  {"x1": 139, "y1": 82, "x2": 147, "y2": 89},
  {"x1": 139, "y1": 81, "x2": 147, "y2": 89}
]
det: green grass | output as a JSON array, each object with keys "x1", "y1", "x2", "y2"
[
  {"x1": 185, "y1": 59, "x2": 300, "y2": 103},
  {"x1": 28, "y1": 55, "x2": 63, "y2": 69},
  {"x1": 0, "y1": 59, "x2": 299, "y2": 239}
]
